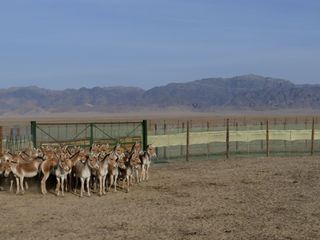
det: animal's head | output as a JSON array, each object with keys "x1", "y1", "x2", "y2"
[
  {"x1": 59, "y1": 159, "x2": 71, "y2": 172},
  {"x1": 90, "y1": 144, "x2": 100, "y2": 154},
  {"x1": 88, "y1": 154, "x2": 100, "y2": 170},
  {"x1": 3, "y1": 162, "x2": 12, "y2": 177},
  {"x1": 113, "y1": 143, "x2": 123, "y2": 157},
  {"x1": 147, "y1": 144, "x2": 157, "y2": 158},
  {"x1": 130, "y1": 151, "x2": 141, "y2": 167},
  {"x1": 131, "y1": 142, "x2": 141, "y2": 154},
  {"x1": 117, "y1": 152, "x2": 128, "y2": 169},
  {"x1": 77, "y1": 149, "x2": 88, "y2": 162},
  {"x1": 33, "y1": 148, "x2": 45, "y2": 159},
  {"x1": 100, "y1": 144, "x2": 110, "y2": 153},
  {"x1": 107, "y1": 152, "x2": 118, "y2": 168},
  {"x1": 2, "y1": 151, "x2": 13, "y2": 162}
]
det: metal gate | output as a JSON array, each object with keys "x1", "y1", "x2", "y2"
[{"x1": 31, "y1": 120, "x2": 148, "y2": 150}]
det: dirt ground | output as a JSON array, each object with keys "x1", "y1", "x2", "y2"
[{"x1": 1, "y1": 156, "x2": 320, "y2": 240}]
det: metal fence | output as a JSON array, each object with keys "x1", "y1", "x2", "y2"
[
  {"x1": 30, "y1": 121, "x2": 147, "y2": 151},
  {"x1": 0, "y1": 124, "x2": 32, "y2": 153},
  {"x1": 1, "y1": 117, "x2": 319, "y2": 161},
  {"x1": 148, "y1": 117, "x2": 320, "y2": 161}
]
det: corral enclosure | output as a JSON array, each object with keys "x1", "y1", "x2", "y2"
[
  {"x1": 1, "y1": 156, "x2": 320, "y2": 240},
  {"x1": 1, "y1": 115, "x2": 320, "y2": 160},
  {"x1": 1, "y1": 115, "x2": 320, "y2": 239}
]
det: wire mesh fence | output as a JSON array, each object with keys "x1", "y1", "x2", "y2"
[
  {"x1": 0, "y1": 117, "x2": 319, "y2": 161},
  {"x1": 148, "y1": 117, "x2": 320, "y2": 162}
]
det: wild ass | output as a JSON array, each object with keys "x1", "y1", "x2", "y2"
[
  {"x1": 140, "y1": 144, "x2": 157, "y2": 181},
  {"x1": 54, "y1": 150, "x2": 81, "y2": 196},
  {"x1": 73, "y1": 151, "x2": 100, "y2": 197},
  {"x1": 106, "y1": 144, "x2": 125, "y2": 193},
  {"x1": 0, "y1": 154, "x2": 30, "y2": 192},
  {"x1": 40, "y1": 147, "x2": 60, "y2": 195},
  {"x1": 118, "y1": 151, "x2": 133, "y2": 193},
  {"x1": 9, "y1": 156, "x2": 43, "y2": 194}
]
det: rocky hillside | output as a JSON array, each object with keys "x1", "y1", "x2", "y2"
[{"x1": 0, "y1": 74, "x2": 319, "y2": 114}]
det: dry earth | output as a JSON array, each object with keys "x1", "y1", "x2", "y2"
[{"x1": 1, "y1": 156, "x2": 320, "y2": 240}]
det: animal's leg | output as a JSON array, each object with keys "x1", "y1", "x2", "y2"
[
  {"x1": 25, "y1": 181, "x2": 29, "y2": 190},
  {"x1": 68, "y1": 174, "x2": 72, "y2": 192},
  {"x1": 140, "y1": 166, "x2": 144, "y2": 181},
  {"x1": 74, "y1": 177, "x2": 78, "y2": 193},
  {"x1": 135, "y1": 169, "x2": 140, "y2": 183},
  {"x1": 126, "y1": 176, "x2": 130, "y2": 193},
  {"x1": 80, "y1": 178, "x2": 84, "y2": 197},
  {"x1": 109, "y1": 175, "x2": 114, "y2": 190},
  {"x1": 10, "y1": 180, "x2": 13, "y2": 192},
  {"x1": 99, "y1": 175, "x2": 103, "y2": 196},
  {"x1": 55, "y1": 177, "x2": 61, "y2": 196},
  {"x1": 20, "y1": 176, "x2": 25, "y2": 194},
  {"x1": 129, "y1": 175, "x2": 133, "y2": 187},
  {"x1": 146, "y1": 165, "x2": 150, "y2": 181},
  {"x1": 41, "y1": 172, "x2": 49, "y2": 195},
  {"x1": 61, "y1": 177, "x2": 65, "y2": 196},
  {"x1": 64, "y1": 177, "x2": 68, "y2": 192},
  {"x1": 15, "y1": 177, "x2": 20, "y2": 194},
  {"x1": 86, "y1": 178, "x2": 91, "y2": 197},
  {"x1": 93, "y1": 176, "x2": 97, "y2": 192},
  {"x1": 114, "y1": 175, "x2": 118, "y2": 192},
  {"x1": 122, "y1": 176, "x2": 125, "y2": 190},
  {"x1": 106, "y1": 175, "x2": 110, "y2": 192},
  {"x1": 103, "y1": 176, "x2": 106, "y2": 195}
]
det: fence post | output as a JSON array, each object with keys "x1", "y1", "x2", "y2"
[
  {"x1": 260, "y1": 122, "x2": 264, "y2": 151},
  {"x1": 235, "y1": 122, "x2": 239, "y2": 152},
  {"x1": 163, "y1": 121, "x2": 167, "y2": 159},
  {"x1": 90, "y1": 123, "x2": 94, "y2": 147},
  {"x1": 311, "y1": 118, "x2": 315, "y2": 156},
  {"x1": 226, "y1": 118, "x2": 229, "y2": 159},
  {"x1": 207, "y1": 121, "x2": 210, "y2": 157},
  {"x1": 142, "y1": 120, "x2": 148, "y2": 151},
  {"x1": 31, "y1": 121, "x2": 37, "y2": 148},
  {"x1": 284, "y1": 119, "x2": 287, "y2": 152},
  {"x1": 154, "y1": 123, "x2": 159, "y2": 157},
  {"x1": 266, "y1": 120, "x2": 269, "y2": 157},
  {"x1": 186, "y1": 120, "x2": 190, "y2": 161},
  {"x1": 181, "y1": 122, "x2": 185, "y2": 156}
]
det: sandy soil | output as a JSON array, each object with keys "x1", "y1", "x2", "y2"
[{"x1": 1, "y1": 156, "x2": 320, "y2": 240}]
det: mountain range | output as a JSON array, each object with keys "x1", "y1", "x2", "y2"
[{"x1": 0, "y1": 74, "x2": 319, "y2": 115}]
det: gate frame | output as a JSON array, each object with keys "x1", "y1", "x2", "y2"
[{"x1": 31, "y1": 120, "x2": 148, "y2": 150}]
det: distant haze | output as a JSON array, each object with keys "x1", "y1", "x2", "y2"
[{"x1": 0, "y1": 0, "x2": 319, "y2": 89}]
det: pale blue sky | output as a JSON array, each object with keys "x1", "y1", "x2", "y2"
[{"x1": 0, "y1": 0, "x2": 319, "y2": 89}]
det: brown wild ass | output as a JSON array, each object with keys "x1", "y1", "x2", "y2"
[
  {"x1": 73, "y1": 150, "x2": 100, "y2": 197},
  {"x1": 140, "y1": 144, "x2": 157, "y2": 181},
  {"x1": 54, "y1": 150, "x2": 82, "y2": 196},
  {"x1": 8, "y1": 155, "x2": 43, "y2": 194}
]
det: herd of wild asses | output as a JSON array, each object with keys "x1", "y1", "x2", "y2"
[{"x1": 0, "y1": 143, "x2": 156, "y2": 196}]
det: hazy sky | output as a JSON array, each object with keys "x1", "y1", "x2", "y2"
[{"x1": 0, "y1": 0, "x2": 319, "y2": 89}]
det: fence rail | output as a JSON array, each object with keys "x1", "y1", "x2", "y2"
[
  {"x1": 1, "y1": 117, "x2": 319, "y2": 161},
  {"x1": 148, "y1": 117, "x2": 320, "y2": 161}
]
